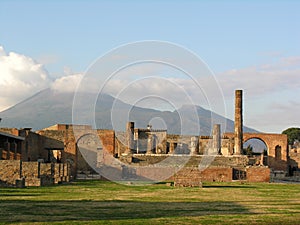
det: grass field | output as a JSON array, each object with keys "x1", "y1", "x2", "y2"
[{"x1": 0, "y1": 180, "x2": 299, "y2": 225}]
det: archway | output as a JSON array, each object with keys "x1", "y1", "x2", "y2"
[
  {"x1": 77, "y1": 133, "x2": 103, "y2": 176},
  {"x1": 243, "y1": 138, "x2": 268, "y2": 166},
  {"x1": 224, "y1": 132, "x2": 288, "y2": 171}
]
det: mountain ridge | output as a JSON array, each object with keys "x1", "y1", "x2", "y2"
[{"x1": 0, "y1": 88, "x2": 258, "y2": 134}]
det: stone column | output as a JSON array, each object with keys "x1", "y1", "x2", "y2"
[
  {"x1": 234, "y1": 90, "x2": 243, "y2": 155},
  {"x1": 169, "y1": 142, "x2": 174, "y2": 154},
  {"x1": 135, "y1": 130, "x2": 139, "y2": 154},
  {"x1": 213, "y1": 124, "x2": 221, "y2": 155},
  {"x1": 146, "y1": 134, "x2": 154, "y2": 154},
  {"x1": 228, "y1": 138, "x2": 234, "y2": 155},
  {"x1": 260, "y1": 153, "x2": 264, "y2": 166},
  {"x1": 125, "y1": 122, "x2": 134, "y2": 154},
  {"x1": 190, "y1": 136, "x2": 198, "y2": 155}
]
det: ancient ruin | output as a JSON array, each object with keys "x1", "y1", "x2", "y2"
[{"x1": 0, "y1": 90, "x2": 299, "y2": 187}]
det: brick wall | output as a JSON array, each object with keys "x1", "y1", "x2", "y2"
[
  {"x1": 246, "y1": 167, "x2": 270, "y2": 182},
  {"x1": 98, "y1": 130, "x2": 115, "y2": 155}
]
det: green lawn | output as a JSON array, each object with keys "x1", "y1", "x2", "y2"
[{"x1": 0, "y1": 180, "x2": 299, "y2": 224}]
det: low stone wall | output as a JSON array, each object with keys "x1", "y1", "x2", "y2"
[
  {"x1": 0, "y1": 160, "x2": 21, "y2": 186},
  {"x1": 131, "y1": 155, "x2": 248, "y2": 167},
  {"x1": 289, "y1": 152, "x2": 300, "y2": 170},
  {"x1": 174, "y1": 166, "x2": 233, "y2": 187},
  {"x1": 118, "y1": 155, "x2": 270, "y2": 184},
  {"x1": 173, "y1": 166, "x2": 270, "y2": 186},
  {"x1": 0, "y1": 160, "x2": 70, "y2": 187}
]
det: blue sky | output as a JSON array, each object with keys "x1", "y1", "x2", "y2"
[{"x1": 0, "y1": 0, "x2": 299, "y2": 133}]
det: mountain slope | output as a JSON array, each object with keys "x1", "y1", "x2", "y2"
[{"x1": 0, "y1": 88, "x2": 257, "y2": 134}]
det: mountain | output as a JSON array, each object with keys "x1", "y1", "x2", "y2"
[{"x1": 0, "y1": 88, "x2": 257, "y2": 135}]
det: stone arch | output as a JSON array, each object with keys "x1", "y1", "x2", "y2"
[
  {"x1": 243, "y1": 137, "x2": 268, "y2": 166},
  {"x1": 224, "y1": 132, "x2": 288, "y2": 171},
  {"x1": 243, "y1": 137, "x2": 268, "y2": 154},
  {"x1": 76, "y1": 133, "x2": 103, "y2": 173}
]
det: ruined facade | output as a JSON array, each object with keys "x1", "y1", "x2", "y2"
[{"x1": 0, "y1": 90, "x2": 296, "y2": 186}]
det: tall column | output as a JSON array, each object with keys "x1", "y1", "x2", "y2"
[
  {"x1": 213, "y1": 124, "x2": 221, "y2": 155},
  {"x1": 135, "y1": 131, "x2": 139, "y2": 154},
  {"x1": 169, "y1": 142, "x2": 175, "y2": 154},
  {"x1": 234, "y1": 90, "x2": 243, "y2": 155},
  {"x1": 125, "y1": 122, "x2": 134, "y2": 154},
  {"x1": 190, "y1": 136, "x2": 198, "y2": 155},
  {"x1": 146, "y1": 133, "x2": 154, "y2": 154}
]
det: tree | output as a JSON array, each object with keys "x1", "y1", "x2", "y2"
[
  {"x1": 282, "y1": 127, "x2": 300, "y2": 145},
  {"x1": 243, "y1": 145, "x2": 253, "y2": 156}
]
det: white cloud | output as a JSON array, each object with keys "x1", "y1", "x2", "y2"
[
  {"x1": 0, "y1": 46, "x2": 88, "y2": 112},
  {"x1": 248, "y1": 100, "x2": 300, "y2": 133},
  {"x1": 216, "y1": 56, "x2": 300, "y2": 132},
  {"x1": 51, "y1": 73, "x2": 83, "y2": 93},
  {"x1": 0, "y1": 46, "x2": 52, "y2": 111},
  {"x1": 218, "y1": 56, "x2": 300, "y2": 98}
]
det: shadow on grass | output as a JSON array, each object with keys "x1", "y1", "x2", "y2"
[
  {"x1": 203, "y1": 185, "x2": 256, "y2": 189},
  {"x1": 0, "y1": 189, "x2": 43, "y2": 197},
  {"x1": 0, "y1": 199, "x2": 249, "y2": 223}
]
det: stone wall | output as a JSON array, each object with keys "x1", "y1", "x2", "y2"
[
  {"x1": 289, "y1": 151, "x2": 300, "y2": 170},
  {"x1": 288, "y1": 150, "x2": 300, "y2": 176},
  {"x1": 22, "y1": 132, "x2": 48, "y2": 162},
  {"x1": 174, "y1": 167, "x2": 233, "y2": 186},
  {"x1": 130, "y1": 155, "x2": 248, "y2": 168},
  {"x1": 38, "y1": 126, "x2": 116, "y2": 178},
  {"x1": 0, "y1": 160, "x2": 70, "y2": 187},
  {"x1": 98, "y1": 130, "x2": 115, "y2": 155},
  {"x1": 173, "y1": 166, "x2": 270, "y2": 186},
  {"x1": 0, "y1": 160, "x2": 21, "y2": 186},
  {"x1": 0, "y1": 128, "x2": 19, "y2": 136}
]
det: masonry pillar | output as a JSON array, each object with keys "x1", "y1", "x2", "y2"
[
  {"x1": 190, "y1": 136, "x2": 198, "y2": 155},
  {"x1": 11, "y1": 141, "x2": 17, "y2": 160},
  {"x1": 135, "y1": 130, "x2": 139, "y2": 154},
  {"x1": 146, "y1": 134, "x2": 154, "y2": 154},
  {"x1": 213, "y1": 124, "x2": 221, "y2": 155},
  {"x1": 4, "y1": 140, "x2": 10, "y2": 160},
  {"x1": 234, "y1": 90, "x2": 243, "y2": 155},
  {"x1": 125, "y1": 122, "x2": 134, "y2": 154},
  {"x1": 169, "y1": 142, "x2": 175, "y2": 154},
  {"x1": 260, "y1": 153, "x2": 264, "y2": 166}
]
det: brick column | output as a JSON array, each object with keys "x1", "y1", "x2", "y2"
[{"x1": 234, "y1": 90, "x2": 243, "y2": 155}]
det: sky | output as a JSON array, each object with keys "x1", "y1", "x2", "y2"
[{"x1": 0, "y1": 0, "x2": 299, "y2": 133}]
